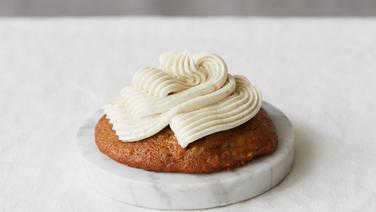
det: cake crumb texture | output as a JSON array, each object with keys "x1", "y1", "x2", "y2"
[{"x1": 95, "y1": 108, "x2": 278, "y2": 173}]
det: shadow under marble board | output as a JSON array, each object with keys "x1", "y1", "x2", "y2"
[{"x1": 76, "y1": 101, "x2": 295, "y2": 210}]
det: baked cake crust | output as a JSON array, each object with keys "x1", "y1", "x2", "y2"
[{"x1": 95, "y1": 108, "x2": 278, "y2": 173}]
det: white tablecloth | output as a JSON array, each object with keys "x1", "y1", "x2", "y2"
[{"x1": 0, "y1": 17, "x2": 375, "y2": 212}]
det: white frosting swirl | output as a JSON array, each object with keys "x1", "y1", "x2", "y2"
[{"x1": 104, "y1": 52, "x2": 262, "y2": 148}]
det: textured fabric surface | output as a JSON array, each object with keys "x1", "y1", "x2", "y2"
[{"x1": 0, "y1": 17, "x2": 375, "y2": 212}]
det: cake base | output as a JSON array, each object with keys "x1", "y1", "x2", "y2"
[{"x1": 76, "y1": 101, "x2": 294, "y2": 209}]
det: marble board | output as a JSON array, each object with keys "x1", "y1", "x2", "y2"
[{"x1": 76, "y1": 101, "x2": 295, "y2": 209}]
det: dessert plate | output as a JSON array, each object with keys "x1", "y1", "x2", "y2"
[{"x1": 76, "y1": 101, "x2": 294, "y2": 209}]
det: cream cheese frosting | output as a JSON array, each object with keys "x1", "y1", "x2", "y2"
[{"x1": 103, "y1": 52, "x2": 262, "y2": 148}]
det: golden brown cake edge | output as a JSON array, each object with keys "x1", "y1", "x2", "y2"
[{"x1": 94, "y1": 108, "x2": 278, "y2": 173}]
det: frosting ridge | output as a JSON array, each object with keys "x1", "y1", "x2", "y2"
[{"x1": 104, "y1": 52, "x2": 262, "y2": 148}]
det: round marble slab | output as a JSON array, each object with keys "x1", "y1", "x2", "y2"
[{"x1": 76, "y1": 101, "x2": 294, "y2": 210}]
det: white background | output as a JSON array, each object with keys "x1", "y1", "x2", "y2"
[{"x1": 0, "y1": 18, "x2": 375, "y2": 211}]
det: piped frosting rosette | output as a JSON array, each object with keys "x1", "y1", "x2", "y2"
[{"x1": 103, "y1": 52, "x2": 262, "y2": 148}]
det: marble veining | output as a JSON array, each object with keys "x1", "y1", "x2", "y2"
[{"x1": 76, "y1": 101, "x2": 295, "y2": 209}]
